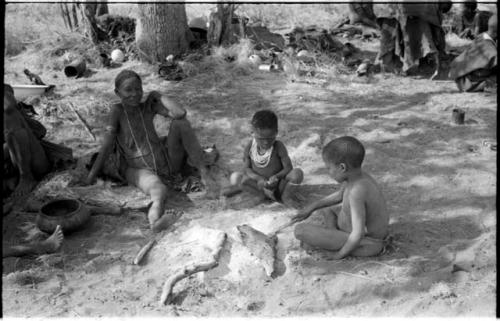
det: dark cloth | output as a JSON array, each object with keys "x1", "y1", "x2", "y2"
[
  {"x1": 376, "y1": 17, "x2": 403, "y2": 71},
  {"x1": 474, "y1": 11, "x2": 493, "y2": 36},
  {"x1": 458, "y1": 10, "x2": 493, "y2": 39},
  {"x1": 399, "y1": 3, "x2": 444, "y2": 27},
  {"x1": 449, "y1": 33, "x2": 497, "y2": 92},
  {"x1": 376, "y1": 3, "x2": 447, "y2": 72}
]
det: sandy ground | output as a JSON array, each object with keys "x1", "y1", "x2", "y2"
[{"x1": 2, "y1": 35, "x2": 496, "y2": 317}]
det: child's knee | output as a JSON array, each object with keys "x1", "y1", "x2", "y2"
[
  {"x1": 230, "y1": 171, "x2": 244, "y2": 186},
  {"x1": 294, "y1": 223, "x2": 307, "y2": 240},
  {"x1": 287, "y1": 168, "x2": 304, "y2": 184}
]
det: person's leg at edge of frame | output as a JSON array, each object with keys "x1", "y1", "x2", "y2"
[{"x1": 5, "y1": 128, "x2": 49, "y2": 197}]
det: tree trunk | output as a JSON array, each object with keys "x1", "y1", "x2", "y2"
[
  {"x1": 136, "y1": 3, "x2": 190, "y2": 63},
  {"x1": 207, "y1": 4, "x2": 239, "y2": 47},
  {"x1": 96, "y1": 2, "x2": 109, "y2": 17},
  {"x1": 71, "y1": 3, "x2": 79, "y2": 28},
  {"x1": 80, "y1": 3, "x2": 108, "y2": 44},
  {"x1": 60, "y1": 3, "x2": 73, "y2": 31}
]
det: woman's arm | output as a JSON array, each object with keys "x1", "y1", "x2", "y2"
[{"x1": 86, "y1": 106, "x2": 119, "y2": 184}]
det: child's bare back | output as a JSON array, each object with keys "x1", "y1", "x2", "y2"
[
  {"x1": 292, "y1": 136, "x2": 389, "y2": 259},
  {"x1": 337, "y1": 172, "x2": 388, "y2": 240}
]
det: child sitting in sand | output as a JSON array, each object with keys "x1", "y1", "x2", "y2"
[
  {"x1": 225, "y1": 110, "x2": 304, "y2": 207},
  {"x1": 292, "y1": 136, "x2": 388, "y2": 259},
  {"x1": 86, "y1": 70, "x2": 217, "y2": 232}
]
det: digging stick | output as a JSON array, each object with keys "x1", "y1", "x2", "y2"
[
  {"x1": 133, "y1": 239, "x2": 156, "y2": 265},
  {"x1": 159, "y1": 232, "x2": 227, "y2": 305},
  {"x1": 67, "y1": 102, "x2": 96, "y2": 141}
]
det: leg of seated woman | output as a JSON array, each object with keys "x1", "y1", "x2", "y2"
[
  {"x1": 5, "y1": 128, "x2": 50, "y2": 197},
  {"x1": 166, "y1": 119, "x2": 205, "y2": 173},
  {"x1": 126, "y1": 168, "x2": 175, "y2": 233}
]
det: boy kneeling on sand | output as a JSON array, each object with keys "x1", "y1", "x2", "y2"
[{"x1": 292, "y1": 136, "x2": 389, "y2": 259}]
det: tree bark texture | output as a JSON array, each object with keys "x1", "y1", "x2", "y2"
[
  {"x1": 60, "y1": 3, "x2": 73, "y2": 31},
  {"x1": 136, "y1": 3, "x2": 190, "y2": 63},
  {"x1": 208, "y1": 4, "x2": 240, "y2": 47},
  {"x1": 96, "y1": 2, "x2": 109, "y2": 17},
  {"x1": 80, "y1": 3, "x2": 108, "y2": 44}
]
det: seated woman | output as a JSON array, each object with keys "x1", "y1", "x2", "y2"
[
  {"x1": 449, "y1": 14, "x2": 497, "y2": 92},
  {"x1": 86, "y1": 70, "x2": 218, "y2": 233},
  {"x1": 3, "y1": 84, "x2": 50, "y2": 198}
]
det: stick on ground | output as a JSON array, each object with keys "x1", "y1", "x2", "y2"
[
  {"x1": 68, "y1": 102, "x2": 96, "y2": 141},
  {"x1": 133, "y1": 239, "x2": 156, "y2": 265},
  {"x1": 159, "y1": 232, "x2": 227, "y2": 305}
]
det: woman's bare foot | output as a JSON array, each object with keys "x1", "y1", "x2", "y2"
[
  {"x1": 12, "y1": 177, "x2": 38, "y2": 197},
  {"x1": 151, "y1": 211, "x2": 181, "y2": 233},
  {"x1": 40, "y1": 225, "x2": 64, "y2": 253}
]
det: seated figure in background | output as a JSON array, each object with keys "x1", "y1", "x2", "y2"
[
  {"x1": 458, "y1": 2, "x2": 493, "y2": 39},
  {"x1": 449, "y1": 14, "x2": 497, "y2": 92},
  {"x1": 3, "y1": 84, "x2": 50, "y2": 198}
]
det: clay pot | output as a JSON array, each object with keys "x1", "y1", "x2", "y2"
[{"x1": 36, "y1": 199, "x2": 90, "y2": 234}]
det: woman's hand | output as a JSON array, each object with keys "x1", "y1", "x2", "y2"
[{"x1": 146, "y1": 91, "x2": 162, "y2": 105}]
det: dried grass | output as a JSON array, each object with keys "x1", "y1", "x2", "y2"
[{"x1": 180, "y1": 39, "x2": 257, "y2": 88}]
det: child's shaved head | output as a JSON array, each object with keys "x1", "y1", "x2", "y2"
[
  {"x1": 251, "y1": 109, "x2": 278, "y2": 131},
  {"x1": 322, "y1": 136, "x2": 365, "y2": 169}
]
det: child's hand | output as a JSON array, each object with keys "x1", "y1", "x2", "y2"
[
  {"x1": 266, "y1": 175, "x2": 279, "y2": 189},
  {"x1": 257, "y1": 178, "x2": 267, "y2": 189},
  {"x1": 291, "y1": 208, "x2": 312, "y2": 223}
]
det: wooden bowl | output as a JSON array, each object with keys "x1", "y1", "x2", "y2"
[
  {"x1": 11, "y1": 84, "x2": 49, "y2": 100},
  {"x1": 36, "y1": 199, "x2": 90, "y2": 233}
]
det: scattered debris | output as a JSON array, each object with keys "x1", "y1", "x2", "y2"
[
  {"x1": 246, "y1": 25, "x2": 285, "y2": 50},
  {"x1": 67, "y1": 102, "x2": 96, "y2": 141},
  {"x1": 23, "y1": 69, "x2": 46, "y2": 85}
]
